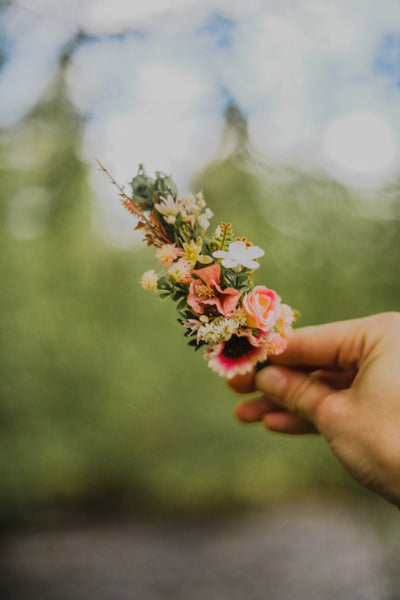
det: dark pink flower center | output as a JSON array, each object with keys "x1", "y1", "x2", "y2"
[{"x1": 222, "y1": 336, "x2": 254, "y2": 359}]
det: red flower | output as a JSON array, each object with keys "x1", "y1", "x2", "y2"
[{"x1": 187, "y1": 263, "x2": 241, "y2": 317}]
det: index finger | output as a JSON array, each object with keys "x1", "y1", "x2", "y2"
[
  {"x1": 227, "y1": 316, "x2": 369, "y2": 395},
  {"x1": 271, "y1": 318, "x2": 366, "y2": 369}
]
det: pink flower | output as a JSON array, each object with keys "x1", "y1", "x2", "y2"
[
  {"x1": 205, "y1": 334, "x2": 268, "y2": 378},
  {"x1": 187, "y1": 263, "x2": 241, "y2": 317},
  {"x1": 168, "y1": 259, "x2": 192, "y2": 283},
  {"x1": 264, "y1": 332, "x2": 288, "y2": 356},
  {"x1": 243, "y1": 286, "x2": 281, "y2": 331},
  {"x1": 155, "y1": 244, "x2": 181, "y2": 266}
]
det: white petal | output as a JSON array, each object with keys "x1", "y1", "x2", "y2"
[
  {"x1": 243, "y1": 258, "x2": 260, "y2": 269},
  {"x1": 221, "y1": 258, "x2": 238, "y2": 269},
  {"x1": 213, "y1": 250, "x2": 229, "y2": 259},
  {"x1": 228, "y1": 240, "x2": 247, "y2": 258},
  {"x1": 246, "y1": 245, "x2": 264, "y2": 259}
]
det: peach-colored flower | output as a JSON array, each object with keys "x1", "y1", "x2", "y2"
[
  {"x1": 264, "y1": 332, "x2": 288, "y2": 356},
  {"x1": 243, "y1": 286, "x2": 281, "y2": 331},
  {"x1": 187, "y1": 263, "x2": 241, "y2": 317},
  {"x1": 275, "y1": 304, "x2": 296, "y2": 338},
  {"x1": 155, "y1": 244, "x2": 181, "y2": 266}
]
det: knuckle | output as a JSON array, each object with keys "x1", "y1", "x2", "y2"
[
  {"x1": 312, "y1": 391, "x2": 344, "y2": 432},
  {"x1": 288, "y1": 375, "x2": 320, "y2": 419},
  {"x1": 288, "y1": 375, "x2": 343, "y2": 430}
]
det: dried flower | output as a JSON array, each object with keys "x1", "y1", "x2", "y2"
[{"x1": 99, "y1": 161, "x2": 297, "y2": 380}]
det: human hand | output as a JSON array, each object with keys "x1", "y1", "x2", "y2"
[{"x1": 228, "y1": 313, "x2": 400, "y2": 507}]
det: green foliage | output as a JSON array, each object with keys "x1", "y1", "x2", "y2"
[
  {"x1": 131, "y1": 165, "x2": 178, "y2": 210},
  {"x1": 210, "y1": 221, "x2": 234, "y2": 251},
  {"x1": 221, "y1": 266, "x2": 253, "y2": 293}
]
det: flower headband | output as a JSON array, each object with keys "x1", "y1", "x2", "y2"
[{"x1": 97, "y1": 161, "x2": 297, "y2": 379}]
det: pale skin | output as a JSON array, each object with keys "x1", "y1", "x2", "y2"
[{"x1": 228, "y1": 312, "x2": 400, "y2": 508}]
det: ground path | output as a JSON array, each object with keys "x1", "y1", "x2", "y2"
[{"x1": 1, "y1": 499, "x2": 399, "y2": 599}]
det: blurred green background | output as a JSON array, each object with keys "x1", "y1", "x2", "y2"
[{"x1": 1, "y1": 74, "x2": 400, "y2": 528}]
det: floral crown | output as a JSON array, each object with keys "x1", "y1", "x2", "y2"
[{"x1": 97, "y1": 161, "x2": 297, "y2": 379}]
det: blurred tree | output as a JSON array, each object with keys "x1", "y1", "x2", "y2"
[{"x1": 1, "y1": 74, "x2": 400, "y2": 528}]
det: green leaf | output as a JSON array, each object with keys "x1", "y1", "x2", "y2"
[
  {"x1": 175, "y1": 212, "x2": 182, "y2": 229},
  {"x1": 159, "y1": 291, "x2": 172, "y2": 299},
  {"x1": 157, "y1": 276, "x2": 173, "y2": 290},
  {"x1": 176, "y1": 297, "x2": 187, "y2": 311},
  {"x1": 224, "y1": 271, "x2": 236, "y2": 286}
]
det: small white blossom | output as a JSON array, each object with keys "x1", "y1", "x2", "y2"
[
  {"x1": 184, "y1": 194, "x2": 196, "y2": 209},
  {"x1": 213, "y1": 241, "x2": 264, "y2": 272},
  {"x1": 197, "y1": 316, "x2": 240, "y2": 344},
  {"x1": 196, "y1": 192, "x2": 206, "y2": 209},
  {"x1": 198, "y1": 213, "x2": 211, "y2": 230},
  {"x1": 231, "y1": 307, "x2": 248, "y2": 326},
  {"x1": 213, "y1": 226, "x2": 222, "y2": 238},
  {"x1": 198, "y1": 323, "x2": 221, "y2": 344}
]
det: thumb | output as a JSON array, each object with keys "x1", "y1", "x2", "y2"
[{"x1": 255, "y1": 365, "x2": 340, "y2": 432}]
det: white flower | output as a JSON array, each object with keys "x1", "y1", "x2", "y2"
[
  {"x1": 198, "y1": 323, "x2": 221, "y2": 344},
  {"x1": 196, "y1": 192, "x2": 206, "y2": 209},
  {"x1": 213, "y1": 241, "x2": 264, "y2": 272},
  {"x1": 198, "y1": 213, "x2": 210, "y2": 230},
  {"x1": 213, "y1": 226, "x2": 222, "y2": 238},
  {"x1": 231, "y1": 307, "x2": 247, "y2": 326}
]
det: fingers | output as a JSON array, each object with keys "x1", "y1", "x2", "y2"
[
  {"x1": 311, "y1": 369, "x2": 355, "y2": 390},
  {"x1": 262, "y1": 411, "x2": 318, "y2": 434},
  {"x1": 234, "y1": 397, "x2": 279, "y2": 422},
  {"x1": 227, "y1": 371, "x2": 256, "y2": 394},
  {"x1": 254, "y1": 365, "x2": 340, "y2": 433},
  {"x1": 270, "y1": 318, "x2": 367, "y2": 370},
  {"x1": 234, "y1": 397, "x2": 317, "y2": 433},
  {"x1": 228, "y1": 318, "x2": 368, "y2": 396}
]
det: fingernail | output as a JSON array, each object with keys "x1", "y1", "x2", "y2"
[{"x1": 256, "y1": 366, "x2": 287, "y2": 395}]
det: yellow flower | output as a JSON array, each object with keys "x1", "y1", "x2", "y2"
[{"x1": 182, "y1": 240, "x2": 212, "y2": 266}]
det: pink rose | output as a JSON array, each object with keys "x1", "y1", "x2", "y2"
[{"x1": 243, "y1": 286, "x2": 281, "y2": 331}]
